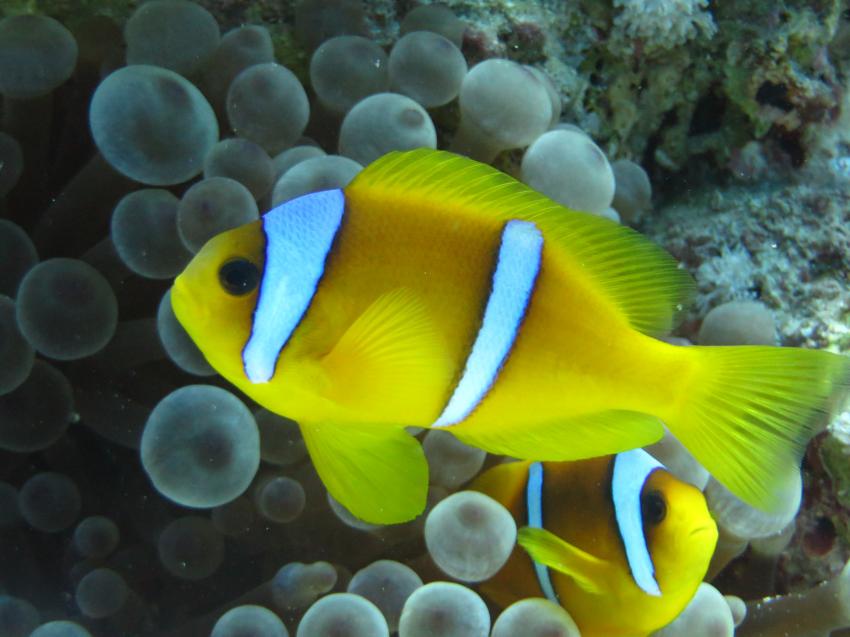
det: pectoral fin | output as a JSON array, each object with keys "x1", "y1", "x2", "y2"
[
  {"x1": 320, "y1": 288, "x2": 452, "y2": 417},
  {"x1": 517, "y1": 526, "x2": 609, "y2": 595},
  {"x1": 300, "y1": 421, "x2": 428, "y2": 525}
]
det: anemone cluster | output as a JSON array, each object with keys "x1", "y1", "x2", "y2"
[{"x1": 0, "y1": 1, "x2": 848, "y2": 637}]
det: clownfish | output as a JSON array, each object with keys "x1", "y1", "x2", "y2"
[
  {"x1": 172, "y1": 149, "x2": 849, "y2": 524},
  {"x1": 472, "y1": 449, "x2": 718, "y2": 637}
]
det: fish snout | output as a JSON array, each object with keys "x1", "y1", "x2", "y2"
[{"x1": 171, "y1": 275, "x2": 209, "y2": 325}]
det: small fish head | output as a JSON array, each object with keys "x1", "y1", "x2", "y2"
[
  {"x1": 640, "y1": 469, "x2": 718, "y2": 597},
  {"x1": 171, "y1": 220, "x2": 265, "y2": 382}
]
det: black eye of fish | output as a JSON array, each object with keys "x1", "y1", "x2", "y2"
[
  {"x1": 219, "y1": 259, "x2": 260, "y2": 296},
  {"x1": 641, "y1": 490, "x2": 666, "y2": 525}
]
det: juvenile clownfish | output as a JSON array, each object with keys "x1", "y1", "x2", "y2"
[
  {"x1": 472, "y1": 449, "x2": 718, "y2": 637},
  {"x1": 172, "y1": 149, "x2": 849, "y2": 524}
]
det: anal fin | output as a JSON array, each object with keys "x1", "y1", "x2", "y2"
[
  {"x1": 517, "y1": 526, "x2": 609, "y2": 595},
  {"x1": 454, "y1": 410, "x2": 664, "y2": 461},
  {"x1": 300, "y1": 421, "x2": 428, "y2": 525}
]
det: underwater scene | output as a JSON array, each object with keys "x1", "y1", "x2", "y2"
[{"x1": 2, "y1": 0, "x2": 850, "y2": 636}]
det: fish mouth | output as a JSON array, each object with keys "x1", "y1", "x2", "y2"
[
  {"x1": 171, "y1": 275, "x2": 209, "y2": 325},
  {"x1": 689, "y1": 524, "x2": 716, "y2": 538}
]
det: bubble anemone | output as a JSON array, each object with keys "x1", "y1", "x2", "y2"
[
  {"x1": 697, "y1": 300, "x2": 777, "y2": 346},
  {"x1": 156, "y1": 289, "x2": 216, "y2": 376},
  {"x1": 0, "y1": 220, "x2": 37, "y2": 298},
  {"x1": 203, "y1": 138, "x2": 274, "y2": 201},
  {"x1": 296, "y1": 593, "x2": 389, "y2": 637},
  {"x1": 0, "y1": 482, "x2": 21, "y2": 530},
  {"x1": 19, "y1": 472, "x2": 81, "y2": 533},
  {"x1": 327, "y1": 493, "x2": 382, "y2": 532},
  {"x1": 525, "y1": 66, "x2": 562, "y2": 126},
  {"x1": 200, "y1": 25, "x2": 275, "y2": 112},
  {"x1": 90, "y1": 64, "x2": 218, "y2": 186},
  {"x1": 73, "y1": 515, "x2": 120, "y2": 559},
  {"x1": 424, "y1": 490, "x2": 516, "y2": 582},
  {"x1": 124, "y1": 0, "x2": 220, "y2": 76},
  {"x1": 157, "y1": 516, "x2": 225, "y2": 580},
  {"x1": 400, "y1": 5, "x2": 466, "y2": 48},
  {"x1": 141, "y1": 385, "x2": 260, "y2": 508},
  {"x1": 212, "y1": 605, "x2": 289, "y2": 637},
  {"x1": 111, "y1": 189, "x2": 191, "y2": 279},
  {"x1": 611, "y1": 158, "x2": 652, "y2": 224},
  {"x1": 398, "y1": 582, "x2": 490, "y2": 637},
  {"x1": 271, "y1": 562, "x2": 338, "y2": 611},
  {"x1": 451, "y1": 59, "x2": 552, "y2": 163},
  {"x1": 705, "y1": 473, "x2": 801, "y2": 540},
  {"x1": 15, "y1": 258, "x2": 117, "y2": 361},
  {"x1": 254, "y1": 476, "x2": 306, "y2": 524},
  {"x1": 422, "y1": 430, "x2": 486, "y2": 490},
  {"x1": 75, "y1": 568, "x2": 128, "y2": 619},
  {"x1": 176, "y1": 176, "x2": 259, "y2": 253},
  {"x1": 226, "y1": 63, "x2": 310, "y2": 154},
  {"x1": 0, "y1": 360, "x2": 73, "y2": 452},
  {"x1": 738, "y1": 558, "x2": 850, "y2": 637},
  {"x1": 491, "y1": 598, "x2": 580, "y2": 637},
  {"x1": 389, "y1": 32, "x2": 467, "y2": 108},
  {"x1": 211, "y1": 495, "x2": 254, "y2": 537},
  {"x1": 653, "y1": 583, "x2": 734, "y2": 637},
  {"x1": 271, "y1": 146, "x2": 328, "y2": 183},
  {"x1": 0, "y1": 295, "x2": 34, "y2": 396},
  {"x1": 347, "y1": 560, "x2": 423, "y2": 632},
  {"x1": 30, "y1": 621, "x2": 93, "y2": 637},
  {"x1": 256, "y1": 410, "x2": 307, "y2": 466},
  {"x1": 520, "y1": 129, "x2": 615, "y2": 215},
  {"x1": 339, "y1": 93, "x2": 436, "y2": 166},
  {"x1": 310, "y1": 36, "x2": 389, "y2": 115},
  {"x1": 271, "y1": 156, "x2": 362, "y2": 206},
  {"x1": 0, "y1": 14, "x2": 77, "y2": 99},
  {"x1": 0, "y1": 596, "x2": 40, "y2": 637},
  {"x1": 0, "y1": 132, "x2": 24, "y2": 197}
]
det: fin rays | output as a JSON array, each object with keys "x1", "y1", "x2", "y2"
[{"x1": 347, "y1": 149, "x2": 694, "y2": 336}]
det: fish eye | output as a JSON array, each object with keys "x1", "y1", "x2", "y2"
[
  {"x1": 218, "y1": 259, "x2": 260, "y2": 296},
  {"x1": 641, "y1": 490, "x2": 666, "y2": 525}
]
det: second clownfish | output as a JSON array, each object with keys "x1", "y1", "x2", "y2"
[{"x1": 473, "y1": 449, "x2": 718, "y2": 637}]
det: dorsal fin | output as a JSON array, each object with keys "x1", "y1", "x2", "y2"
[{"x1": 346, "y1": 149, "x2": 694, "y2": 335}]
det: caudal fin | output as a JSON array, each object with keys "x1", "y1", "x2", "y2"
[{"x1": 666, "y1": 346, "x2": 849, "y2": 512}]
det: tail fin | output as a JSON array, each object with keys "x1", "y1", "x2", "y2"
[{"x1": 665, "y1": 346, "x2": 849, "y2": 512}]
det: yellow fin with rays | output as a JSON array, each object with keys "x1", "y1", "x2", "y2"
[
  {"x1": 667, "y1": 345, "x2": 850, "y2": 512},
  {"x1": 453, "y1": 409, "x2": 664, "y2": 461},
  {"x1": 320, "y1": 287, "x2": 452, "y2": 416},
  {"x1": 300, "y1": 421, "x2": 428, "y2": 524},
  {"x1": 517, "y1": 526, "x2": 609, "y2": 595},
  {"x1": 346, "y1": 149, "x2": 694, "y2": 336}
]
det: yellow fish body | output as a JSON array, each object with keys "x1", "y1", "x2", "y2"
[
  {"x1": 172, "y1": 149, "x2": 849, "y2": 524},
  {"x1": 473, "y1": 451, "x2": 718, "y2": 637}
]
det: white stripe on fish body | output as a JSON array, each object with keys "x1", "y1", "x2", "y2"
[
  {"x1": 612, "y1": 448, "x2": 663, "y2": 597},
  {"x1": 242, "y1": 189, "x2": 346, "y2": 383},
  {"x1": 526, "y1": 461, "x2": 560, "y2": 604},
  {"x1": 432, "y1": 219, "x2": 543, "y2": 428}
]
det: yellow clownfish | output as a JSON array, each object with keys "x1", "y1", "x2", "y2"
[
  {"x1": 172, "y1": 148, "x2": 849, "y2": 524},
  {"x1": 472, "y1": 450, "x2": 718, "y2": 637}
]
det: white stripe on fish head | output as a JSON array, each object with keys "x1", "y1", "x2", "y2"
[
  {"x1": 242, "y1": 189, "x2": 346, "y2": 383},
  {"x1": 612, "y1": 448, "x2": 664, "y2": 596}
]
